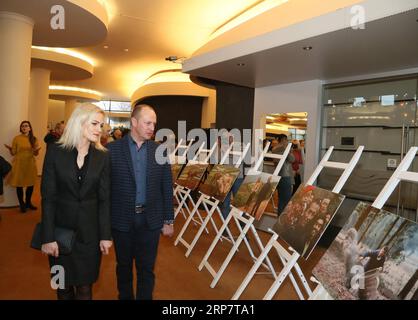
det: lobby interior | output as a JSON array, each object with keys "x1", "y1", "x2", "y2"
[{"x1": 1, "y1": 0, "x2": 418, "y2": 300}]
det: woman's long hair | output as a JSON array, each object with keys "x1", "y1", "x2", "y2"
[
  {"x1": 58, "y1": 103, "x2": 106, "y2": 151},
  {"x1": 19, "y1": 121, "x2": 37, "y2": 148}
]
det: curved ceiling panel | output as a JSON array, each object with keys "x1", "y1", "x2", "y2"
[
  {"x1": 49, "y1": 86, "x2": 101, "y2": 102},
  {"x1": 31, "y1": 47, "x2": 94, "y2": 80},
  {"x1": 0, "y1": 0, "x2": 108, "y2": 47},
  {"x1": 131, "y1": 82, "x2": 213, "y2": 106}
]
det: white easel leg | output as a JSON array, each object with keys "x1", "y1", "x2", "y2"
[
  {"x1": 185, "y1": 201, "x2": 218, "y2": 257},
  {"x1": 263, "y1": 252, "x2": 299, "y2": 300},
  {"x1": 174, "y1": 195, "x2": 204, "y2": 246},
  {"x1": 198, "y1": 213, "x2": 233, "y2": 271},
  {"x1": 231, "y1": 234, "x2": 277, "y2": 300},
  {"x1": 210, "y1": 220, "x2": 252, "y2": 288}
]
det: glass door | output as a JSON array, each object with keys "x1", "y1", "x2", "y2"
[{"x1": 319, "y1": 76, "x2": 418, "y2": 222}]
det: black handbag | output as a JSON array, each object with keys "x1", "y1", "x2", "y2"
[{"x1": 30, "y1": 223, "x2": 76, "y2": 255}]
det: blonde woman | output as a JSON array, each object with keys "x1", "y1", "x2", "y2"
[
  {"x1": 4, "y1": 121, "x2": 40, "y2": 213},
  {"x1": 40, "y1": 104, "x2": 112, "y2": 300}
]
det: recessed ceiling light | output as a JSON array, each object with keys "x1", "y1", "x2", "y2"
[
  {"x1": 103, "y1": 45, "x2": 109, "y2": 49},
  {"x1": 237, "y1": 63, "x2": 245, "y2": 67},
  {"x1": 124, "y1": 48, "x2": 129, "y2": 52},
  {"x1": 303, "y1": 46, "x2": 313, "y2": 51}
]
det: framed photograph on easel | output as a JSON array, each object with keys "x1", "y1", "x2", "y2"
[{"x1": 313, "y1": 202, "x2": 418, "y2": 300}]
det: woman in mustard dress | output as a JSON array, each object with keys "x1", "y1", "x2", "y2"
[{"x1": 4, "y1": 121, "x2": 40, "y2": 212}]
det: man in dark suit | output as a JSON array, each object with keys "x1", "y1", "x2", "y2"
[{"x1": 107, "y1": 104, "x2": 174, "y2": 300}]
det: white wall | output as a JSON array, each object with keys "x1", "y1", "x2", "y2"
[
  {"x1": 48, "y1": 99, "x2": 65, "y2": 128},
  {"x1": 254, "y1": 79, "x2": 323, "y2": 182}
]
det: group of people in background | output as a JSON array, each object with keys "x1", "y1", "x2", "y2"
[
  {"x1": 1, "y1": 104, "x2": 173, "y2": 300},
  {"x1": 44, "y1": 121, "x2": 65, "y2": 146},
  {"x1": 100, "y1": 125, "x2": 128, "y2": 146},
  {"x1": 217, "y1": 133, "x2": 305, "y2": 227}
]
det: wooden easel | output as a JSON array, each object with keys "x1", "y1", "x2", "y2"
[
  {"x1": 174, "y1": 142, "x2": 251, "y2": 257},
  {"x1": 173, "y1": 142, "x2": 217, "y2": 231},
  {"x1": 171, "y1": 139, "x2": 194, "y2": 220},
  {"x1": 231, "y1": 145, "x2": 364, "y2": 300},
  {"x1": 198, "y1": 142, "x2": 293, "y2": 289},
  {"x1": 169, "y1": 138, "x2": 194, "y2": 165}
]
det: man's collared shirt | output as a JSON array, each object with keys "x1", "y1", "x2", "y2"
[
  {"x1": 128, "y1": 134, "x2": 147, "y2": 206},
  {"x1": 128, "y1": 134, "x2": 173, "y2": 225}
]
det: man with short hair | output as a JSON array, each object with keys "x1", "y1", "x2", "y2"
[
  {"x1": 360, "y1": 246, "x2": 389, "y2": 273},
  {"x1": 107, "y1": 104, "x2": 174, "y2": 300},
  {"x1": 301, "y1": 217, "x2": 325, "y2": 257},
  {"x1": 301, "y1": 201, "x2": 320, "y2": 226}
]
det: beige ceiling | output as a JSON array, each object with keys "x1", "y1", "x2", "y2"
[
  {"x1": 31, "y1": 47, "x2": 94, "y2": 80},
  {"x1": 0, "y1": 0, "x2": 108, "y2": 47},
  {"x1": 184, "y1": 0, "x2": 418, "y2": 88},
  {"x1": 46, "y1": 0, "x2": 418, "y2": 102},
  {"x1": 51, "y1": 0, "x2": 261, "y2": 101}
]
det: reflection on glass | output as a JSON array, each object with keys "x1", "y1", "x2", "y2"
[
  {"x1": 319, "y1": 76, "x2": 418, "y2": 213},
  {"x1": 323, "y1": 100, "x2": 415, "y2": 127},
  {"x1": 93, "y1": 100, "x2": 131, "y2": 112}
]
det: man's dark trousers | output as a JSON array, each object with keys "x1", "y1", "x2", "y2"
[{"x1": 112, "y1": 213, "x2": 160, "y2": 300}]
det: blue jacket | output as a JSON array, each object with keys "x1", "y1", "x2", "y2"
[{"x1": 107, "y1": 136, "x2": 173, "y2": 232}]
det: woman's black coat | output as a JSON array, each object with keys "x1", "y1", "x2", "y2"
[{"x1": 40, "y1": 143, "x2": 111, "y2": 286}]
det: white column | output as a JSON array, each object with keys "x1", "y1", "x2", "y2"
[
  {"x1": 0, "y1": 12, "x2": 34, "y2": 207},
  {"x1": 65, "y1": 99, "x2": 79, "y2": 122},
  {"x1": 29, "y1": 68, "x2": 51, "y2": 175}
]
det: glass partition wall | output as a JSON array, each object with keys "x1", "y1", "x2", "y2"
[{"x1": 319, "y1": 76, "x2": 418, "y2": 225}]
